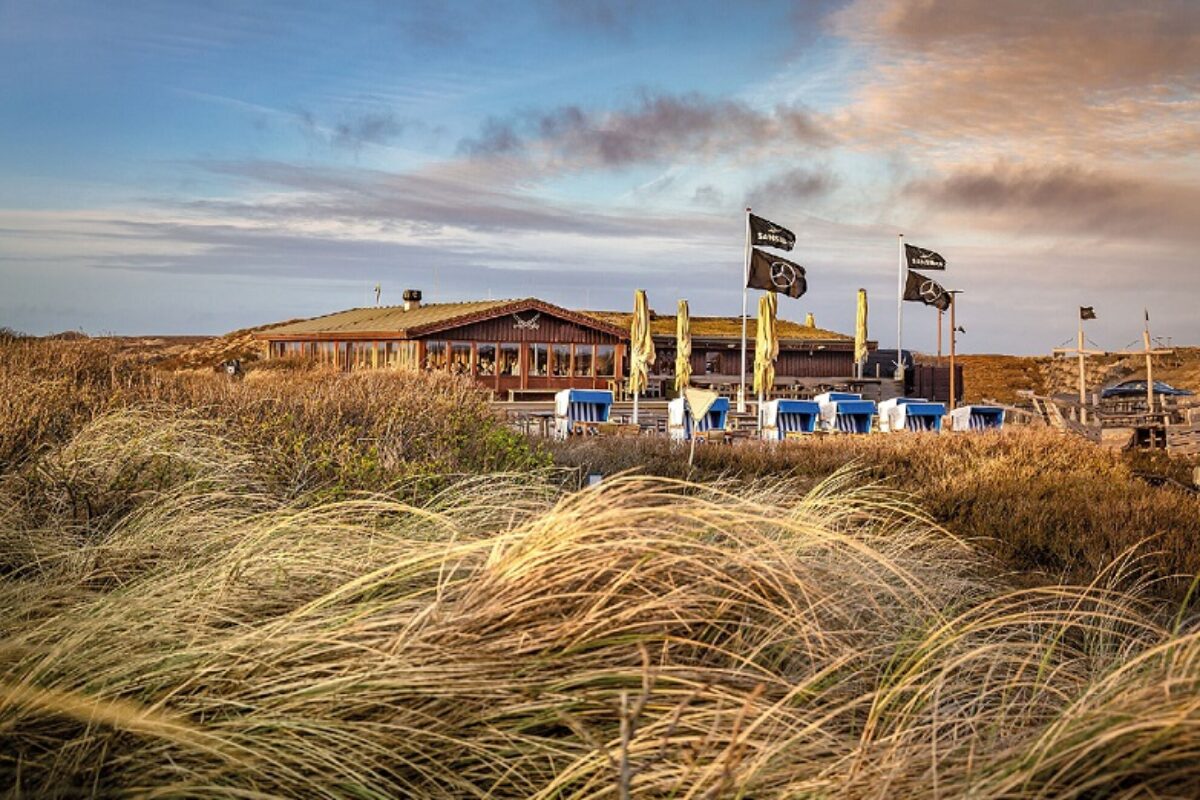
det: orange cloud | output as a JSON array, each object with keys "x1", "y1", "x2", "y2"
[{"x1": 832, "y1": 0, "x2": 1200, "y2": 161}]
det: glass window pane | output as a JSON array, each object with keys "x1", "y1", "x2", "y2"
[
  {"x1": 573, "y1": 345, "x2": 593, "y2": 377},
  {"x1": 528, "y1": 343, "x2": 548, "y2": 376},
  {"x1": 450, "y1": 342, "x2": 472, "y2": 375},
  {"x1": 499, "y1": 343, "x2": 520, "y2": 376},
  {"x1": 425, "y1": 340, "x2": 447, "y2": 370},
  {"x1": 595, "y1": 345, "x2": 615, "y2": 377},
  {"x1": 478, "y1": 343, "x2": 496, "y2": 376},
  {"x1": 552, "y1": 344, "x2": 570, "y2": 377}
]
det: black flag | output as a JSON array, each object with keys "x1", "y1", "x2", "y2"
[
  {"x1": 1080, "y1": 306, "x2": 1096, "y2": 320},
  {"x1": 904, "y1": 270, "x2": 951, "y2": 311},
  {"x1": 904, "y1": 243, "x2": 946, "y2": 271},
  {"x1": 749, "y1": 213, "x2": 795, "y2": 251},
  {"x1": 747, "y1": 248, "x2": 806, "y2": 298}
]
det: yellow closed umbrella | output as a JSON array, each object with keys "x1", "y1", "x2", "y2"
[
  {"x1": 804, "y1": 312, "x2": 815, "y2": 328},
  {"x1": 629, "y1": 289, "x2": 656, "y2": 423},
  {"x1": 675, "y1": 299, "x2": 691, "y2": 392},
  {"x1": 854, "y1": 288, "x2": 868, "y2": 377},
  {"x1": 753, "y1": 291, "x2": 778, "y2": 400}
]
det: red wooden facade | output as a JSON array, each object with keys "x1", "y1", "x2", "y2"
[{"x1": 260, "y1": 297, "x2": 866, "y2": 394}]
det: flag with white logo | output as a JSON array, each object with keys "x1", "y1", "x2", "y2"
[
  {"x1": 749, "y1": 213, "x2": 796, "y2": 251},
  {"x1": 904, "y1": 243, "x2": 946, "y2": 271},
  {"x1": 903, "y1": 270, "x2": 951, "y2": 311},
  {"x1": 747, "y1": 248, "x2": 807, "y2": 298}
]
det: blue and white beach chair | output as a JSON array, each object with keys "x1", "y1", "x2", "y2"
[
  {"x1": 815, "y1": 392, "x2": 877, "y2": 434},
  {"x1": 878, "y1": 398, "x2": 946, "y2": 432},
  {"x1": 950, "y1": 405, "x2": 1004, "y2": 432},
  {"x1": 760, "y1": 399, "x2": 821, "y2": 440},
  {"x1": 668, "y1": 396, "x2": 730, "y2": 441},
  {"x1": 554, "y1": 389, "x2": 613, "y2": 438}
]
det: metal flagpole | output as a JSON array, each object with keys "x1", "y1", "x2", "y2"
[
  {"x1": 949, "y1": 291, "x2": 962, "y2": 411},
  {"x1": 1144, "y1": 309, "x2": 1154, "y2": 415},
  {"x1": 738, "y1": 207, "x2": 751, "y2": 413},
  {"x1": 1077, "y1": 312, "x2": 1087, "y2": 423},
  {"x1": 937, "y1": 308, "x2": 943, "y2": 365},
  {"x1": 896, "y1": 234, "x2": 905, "y2": 383}
]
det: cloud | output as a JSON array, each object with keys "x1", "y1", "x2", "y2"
[
  {"x1": 290, "y1": 106, "x2": 415, "y2": 151},
  {"x1": 458, "y1": 91, "x2": 831, "y2": 169},
  {"x1": 906, "y1": 162, "x2": 1200, "y2": 241},
  {"x1": 192, "y1": 159, "x2": 730, "y2": 241},
  {"x1": 331, "y1": 111, "x2": 409, "y2": 149},
  {"x1": 747, "y1": 166, "x2": 838, "y2": 207},
  {"x1": 537, "y1": 0, "x2": 644, "y2": 36},
  {"x1": 831, "y1": 0, "x2": 1200, "y2": 159},
  {"x1": 691, "y1": 184, "x2": 725, "y2": 207}
]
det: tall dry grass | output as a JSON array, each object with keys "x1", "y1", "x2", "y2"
[
  {"x1": 0, "y1": 337, "x2": 548, "y2": 497},
  {"x1": 6, "y1": 335, "x2": 1200, "y2": 796},
  {"x1": 552, "y1": 433, "x2": 1200, "y2": 601},
  {"x1": 2, "y1": 459, "x2": 1198, "y2": 797}
]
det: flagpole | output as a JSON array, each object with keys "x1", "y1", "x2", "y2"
[
  {"x1": 738, "y1": 207, "x2": 751, "y2": 414},
  {"x1": 949, "y1": 292, "x2": 960, "y2": 411},
  {"x1": 1144, "y1": 309, "x2": 1154, "y2": 415},
  {"x1": 1077, "y1": 311, "x2": 1087, "y2": 423},
  {"x1": 896, "y1": 234, "x2": 905, "y2": 383},
  {"x1": 936, "y1": 307, "x2": 943, "y2": 366}
]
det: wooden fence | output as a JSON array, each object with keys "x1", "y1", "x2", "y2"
[{"x1": 1167, "y1": 421, "x2": 1200, "y2": 456}]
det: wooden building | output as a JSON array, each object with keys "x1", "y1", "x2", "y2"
[
  {"x1": 581, "y1": 310, "x2": 869, "y2": 387},
  {"x1": 256, "y1": 293, "x2": 872, "y2": 396}
]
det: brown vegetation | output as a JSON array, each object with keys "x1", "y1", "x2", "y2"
[
  {"x1": 0, "y1": 336, "x2": 546, "y2": 493},
  {"x1": 4, "y1": 335, "x2": 1200, "y2": 797},
  {"x1": 917, "y1": 353, "x2": 1050, "y2": 404},
  {"x1": 551, "y1": 432, "x2": 1200, "y2": 600}
]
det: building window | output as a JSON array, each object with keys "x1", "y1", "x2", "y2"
[
  {"x1": 478, "y1": 343, "x2": 496, "y2": 376},
  {"x1": 349, "y1": 341, "x2": 373, "y2": 369},
  {"x1": 705, "y1": 351, "x2": 724, "y2": 374},
  {"x1": 595, "y1": 344, "x2": 616, "y2": 377},
  {"x1": 450, "y1": 342, "x2": 472, "y2": 375},
  {"x1": 573, "y1": 344, "x2": 593, "y2": 377},
  {"x1": 529, "y1": 343, "x2": 548, "y2": 376},
  {"x1": 425, "y1": 340, "x2": 447, "y2": 370},
  {"x1": 498, "y1": 343, "x2": 520, "y2": 376},
  {"x1": 551, "y1": 344, "x2": 570, "y2": 377}
]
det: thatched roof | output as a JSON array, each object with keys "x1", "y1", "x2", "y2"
[
  {"x1": 579, "y1": 311, "x2": 854, "y2": 343},
  {"x1": 258, "y1": 299, "x2": 625, "y2": 339}
]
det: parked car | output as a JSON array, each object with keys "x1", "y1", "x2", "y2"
[{"x1": 1100, "y1": 380, "x2": 1194, "y2": 399}]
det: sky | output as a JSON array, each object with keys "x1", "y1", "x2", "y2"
[{"x1": 1, "y1": 0, "x2": 1198, "y2": 354}]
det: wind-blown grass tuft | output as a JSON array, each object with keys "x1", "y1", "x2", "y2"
[{"x1": 3, "y1": 469, "x2": 1198, "y2": 798}]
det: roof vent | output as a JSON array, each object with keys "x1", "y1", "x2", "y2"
[{"x1": 402, "y1": 289, "x2": 422, "y2": 311}]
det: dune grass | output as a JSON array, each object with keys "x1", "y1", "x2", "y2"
[
  {"x1": 2, "y1": 446, "x2": 1198, "y2": 797},
  {"x1": 5, "y1": 336, "x2": 1200, "y2": 796},
  {"x1": 551, "y1": 432, "x2": 1200, "y2": 602}
]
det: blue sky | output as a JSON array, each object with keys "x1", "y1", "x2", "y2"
[{"x1": 2, "y1": 0, "x2": 1198, "y2": 353}]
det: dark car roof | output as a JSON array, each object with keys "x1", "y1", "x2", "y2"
[{"x1": 1101, "y1": 379, "x2": 1193, "y2": 397}]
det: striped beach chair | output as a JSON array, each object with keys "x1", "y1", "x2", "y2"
[
  {"x1": 950, "y1": 405, "x2": 1005, "y2": 432},
  {"x1": 816, "y1": 392, "x2": 877, "y2": 434},
  {"x1": 554, "y1": 389, "x2": 613, "y2": 438},
  {"x1": 879, "y1": 398, "x2": 946, "y2": 432},
  {"x1": 668, "y1": 396, "x2": 730, "y2": 441},
  {"x1": 760, "y1": 399, "x2": 821, "y2": 440}
]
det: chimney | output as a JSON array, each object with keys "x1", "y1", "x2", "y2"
[{"x1": 402, "y1": 289, "x2": 422, "y2": 311}]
